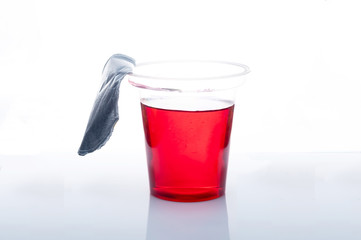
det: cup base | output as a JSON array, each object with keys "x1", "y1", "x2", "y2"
[{"x1": 151, "y1": 187, "x2": 225, "y2": 202}]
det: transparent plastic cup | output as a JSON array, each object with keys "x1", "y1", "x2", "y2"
[{"x1": 128, "y1": 60, "x2": 250, "y2": 202}]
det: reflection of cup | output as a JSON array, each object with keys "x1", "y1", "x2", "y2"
[
  {"x1": 129, "y1": 61, "x2": 249, "y2": 202},
  {"x1": 146, "y1": 196, "x2": 230, "y2": 240}
]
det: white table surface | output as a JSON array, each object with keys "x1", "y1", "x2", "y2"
[{"x1": 0, "y1": 152, "x2": 360, "y2": 240}]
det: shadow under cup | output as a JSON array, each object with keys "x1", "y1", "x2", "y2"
[{"x1": 128, "y1": 60, "x2": 249, "y2": 202}]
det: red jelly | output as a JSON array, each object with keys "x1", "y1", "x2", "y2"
[{"x1": 141, "y1": 102, "x2": 234, "y2": 202}]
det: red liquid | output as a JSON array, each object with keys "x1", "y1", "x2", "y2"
[{"x1": 141, "y1": 102, "x2": 234, "y2": 202}]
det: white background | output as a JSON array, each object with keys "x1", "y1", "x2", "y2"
[
  {"x1": 1, "y1": 0, "x2": 360, "y2": 156},
  {"x1": 1, "y1": 2, "x2": 361, "y2": 239}
]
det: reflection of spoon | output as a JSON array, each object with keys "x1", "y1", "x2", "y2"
[{"x1": 146, "y1": 196, "x2": 230, "y2": 240}]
